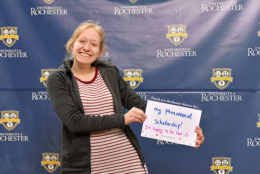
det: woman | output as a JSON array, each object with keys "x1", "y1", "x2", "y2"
[{"x1": 47, "y1": 20, "x2": 204, "y2": 174}]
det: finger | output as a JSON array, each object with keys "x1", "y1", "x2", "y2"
[
  {"x1": 194, "y1": 129, "x2": 205, "y2": 149},
  {"x1": 194, "y1": 137, "x2": 203, "y2": 149},
  {"x1": 134, "y1": 113, "x2": 146, "y2": 123},
  {"x1": 194, "y1": 144, "x2": 200, "y2": 148},
  {"x1": 196, "y1": 131, "x2": 204, "y2": 141},
  {"x1": 200, "y1": 134, "x2": 205, "y2": 143},
  {"x1": 194, "y1": 143, "x2": 200, "y2": 149},
  {"x1": 128, "y1": 112, "x2": 144, "y2": 123},
  {"x1": 134, "y1": 116, "x2": 144, "y2": 123},
  {"x1": 196, "y1": 134, "x2": 205, "y2": 145},
  {"x1": 132, "y1": 107, "x2": 146, "y2": 116},
  {"x1": 131, "y1": 108, "x2": 147, "y2": 120},
  {"x1": 195, "y1": 126, "x2": 202, "y2": 133}
]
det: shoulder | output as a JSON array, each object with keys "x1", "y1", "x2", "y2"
[
  {"x1": 49, "y1": 58, "x2": 73, "y2": 81},
  {"x1": 97, "y1": 59, "x2": 119, "y2": 72},
  {"x1": 94, "y1": 59, "x2": 114, "y2": 67},
  {"x1": 48, "y1": 68, "x2": 65, "y2": 80},
  {"x1": 47, "y1": 67, "x2": 69, "y2": 88}
]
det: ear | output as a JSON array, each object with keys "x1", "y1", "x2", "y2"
[
  {"x1": 69, "y1": 43, "x2": 74, "y2": 52},
  {"x1": 98, "y1": 49, "x2": 103, "y2": 57}
]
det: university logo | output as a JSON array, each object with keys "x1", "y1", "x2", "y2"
[
  {"x1": 0, "y1": 27, "x2": 19, "y2": 47},
  {"x1": 211, "y1": 157, "x2": 233, "y2": 174},
  {"x1": 123, "y1": 69, "x2": 144, "y2": 89},
  {"x1": 43, "y1": 0, "x2": 54, "y2": 4},
  {"x1": 258, "y1": 30, "x2": 260, "y2": 37},
  {"x1": 40, "y1": 69, "x2": 56, "y2": 87},
  {"x1": 129, "y1": 0, "x2": 138, "y2": 3},
  {"x1": 211, "y1": 68, "x2": 233, "y2": 90},
  {"x1": 0, "y1": 110, "x2": 20, "y2": 131},
  {"x1": 257, "y1": 113, "x2": 260, "y2": 128},
  {"x1": 41, "y1": 153, "x2": 60, "y2": 173},
  {"x1": 166, "y1": 25, "x2": 188, "y2": 45}
]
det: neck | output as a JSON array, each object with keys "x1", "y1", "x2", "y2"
[{"x1": 71, "y1": 61, "x2": 94, "y2": 75}]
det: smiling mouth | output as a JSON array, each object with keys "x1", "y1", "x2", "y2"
[{"x1": 79, "y1": 52, "x2": 91, "y2": 57}]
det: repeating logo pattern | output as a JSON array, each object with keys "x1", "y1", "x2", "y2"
[
  {"x1": 40, "y1": 69, "x2": 56, "y2": 87},
  {"x1": 166, "y1": 25, "x2": 188, "y2": 45},
  {"x1": 0, "y1": 110, "x2": 20, "y2": 131},
  {"x1": 211, "y1": 68, "x2": 233, "y2": 90},
  {"x1": 0, "y1": 27, "x2": 19, "y2": 47},
  {"x1": 123, "y1": 69, "x2": 144, "y2": 89},
  {"x1": 41, "y1": 153, "x2": 60, "y2": 173},
  {"x1": 211, "y1": 157, "x2": 233, "y2": 174}
]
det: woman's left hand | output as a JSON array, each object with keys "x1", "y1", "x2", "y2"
[{"x1": 194, "y1": 126, "x2": 204, "y2": 148}]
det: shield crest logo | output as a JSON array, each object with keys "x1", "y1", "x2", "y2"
[
  {"x1": 123, "y1": 69, "x2": 144, "y2": 89},
  {"x1": 0, "y1": 110, "x2": 20, "y2": 131},
  {"x1": 211, "y1": 68, "x2": 233, "y2": 90},
  {"x1": 41, "y1": 153, "x2": 60, "y2": 173},
  {"x1": 258, "y1": 30, "x2": 260, "y2": 37},
  {"x1": 40, "y1": 69, "x2": 56, "y2": 87},
  {"x1": 129, "y1": 0, "x2": 138, "y2": 3},
  {"x1": 211, "y1": 157, "x2": 233, "y2": 174},
  {"x1": 0, "y1": 27, "x2": 19, "y2": 47},
  {"x1": 43, "y1": 0, "x2": 55, "y2": 4},
  {"x1": 166, "y1": 25, "x2": 188, "y2": 45}
]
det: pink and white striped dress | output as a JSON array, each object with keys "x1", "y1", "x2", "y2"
[{"x1": 75, "y1": 67, "x2": 148, "y2": 174}]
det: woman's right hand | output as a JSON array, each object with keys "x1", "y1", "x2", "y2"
[{"x1": 124, "y1": 107, "x2": 147, "y2": 125}]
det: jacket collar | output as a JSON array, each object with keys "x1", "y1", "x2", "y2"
[{"x1": 59, "y1": 58, "x2": 114, "y2": 73}]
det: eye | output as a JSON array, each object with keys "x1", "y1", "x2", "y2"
[
  {"x1": 78, "y1": 39, "x2": 85, "y2": 43},
  {"x1": 91, "y1": 43, "x2": 97, "y2": 46}
]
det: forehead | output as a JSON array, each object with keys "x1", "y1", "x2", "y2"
[{"x1": 77, "y1": 27, "x2": 101, "y2": 42}]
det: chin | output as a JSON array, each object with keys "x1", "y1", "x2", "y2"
[{"x1": 80, "y1": 59, "x2": 97, "y2": 65}]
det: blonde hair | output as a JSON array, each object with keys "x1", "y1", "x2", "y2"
[{"x1": 65, "y1": 20, "x2": 106, "y2": 58}]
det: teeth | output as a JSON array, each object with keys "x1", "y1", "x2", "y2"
[{"x1": 80, "y1": 53, "x2": 90, "y2": 57}]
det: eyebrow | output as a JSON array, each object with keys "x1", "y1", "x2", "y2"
[{"x1": 78, "y1": 36, "x2": 100, "y2": 43}]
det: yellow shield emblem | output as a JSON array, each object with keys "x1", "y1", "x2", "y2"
[
  {"x1": 166, "y1": 25, "x2": 188, "y2": 45},
  {"x1": 43, "y1": 0, "x2": 55, "y2": 4},
  {"x1": 123, "y1": 69, "x2": 144, "y2": 89},
  {"x1": 0, "y1": 110, "x2": 20, "y2": 131},
  {"x1": 257, "y1": 113, "x2": 260, "y2": 128},
  {"x1": 40, "y1": 69, "x2": 56, "y2": 87},
  {"x1": 211, "y1": 157, "x2": 233, "y2": 174},
  {"x1": 129, "y1": 0, "x2": 138, "y2": 3},
  {"x1": 211, "y1": 68, "x2": 233, "y2": 90},
  {"x1": 0, "y1": 27, "x2": 19, "y2": 47},
  {"x1": 41, "y1": 153, "x2": 61, "y2": 173}
]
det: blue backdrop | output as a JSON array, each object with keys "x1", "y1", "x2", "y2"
[{"x1": 0, "y1": 0, "x2": 259, "y2": 173}]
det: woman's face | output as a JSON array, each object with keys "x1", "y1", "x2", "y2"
[{"x1": 71, "y1": 27, "x2": 102, "y2": 66}]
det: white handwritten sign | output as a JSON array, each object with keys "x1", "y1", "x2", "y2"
[{"x1": 141, "y1": 100, "x2": 202, "y2": 147}]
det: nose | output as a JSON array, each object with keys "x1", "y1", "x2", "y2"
[{"x1": 83, "y1": 42, "x2": 90, "y2": 50}]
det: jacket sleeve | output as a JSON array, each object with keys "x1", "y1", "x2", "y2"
[
  {"x1": 47, "y1": 71, "x2": 125, "y2": 134},
  {"x1": 113, "y1": 66, "x2": 147, "y2": 112}
]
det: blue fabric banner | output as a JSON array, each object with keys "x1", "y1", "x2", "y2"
[{"x1": 0, "y1": 0, "x2": 259, "y2": 173}]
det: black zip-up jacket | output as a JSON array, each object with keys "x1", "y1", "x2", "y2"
[{"x1": 47, "y1": 58, "x2": 147, "y2": 174}]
